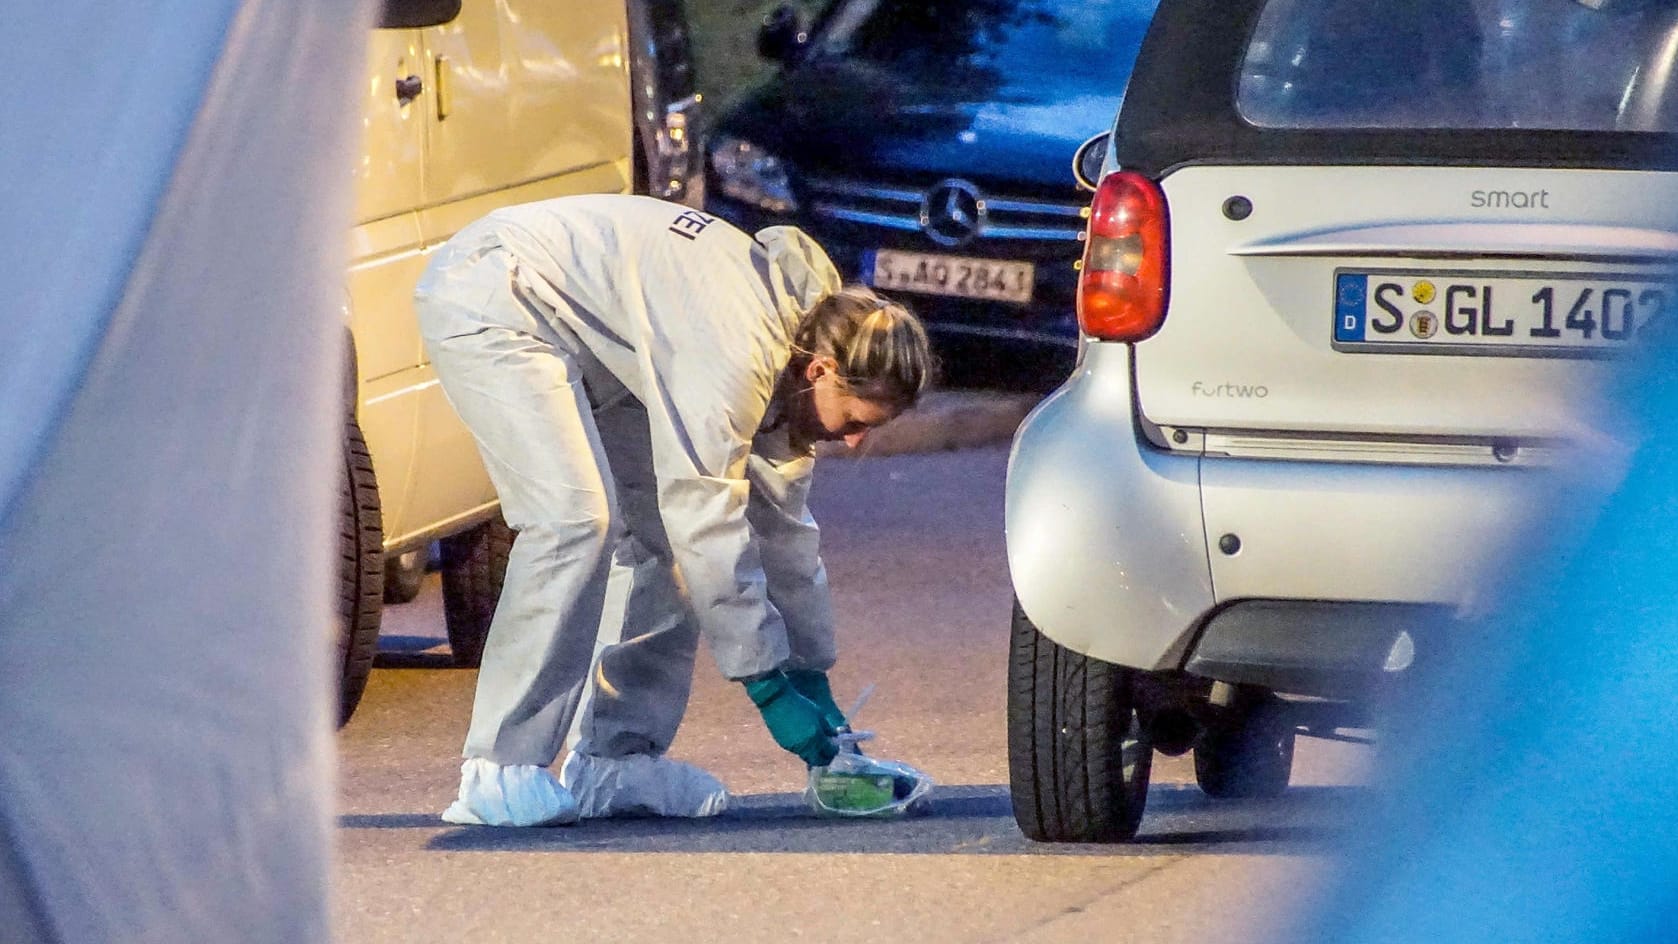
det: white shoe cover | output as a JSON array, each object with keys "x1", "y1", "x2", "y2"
[
  {"x1": 559, "y1": 752, "x2": 730, "y2": 818},
  {"x1": 440, "y1": 757, "x2": 580, "y2": 827}
]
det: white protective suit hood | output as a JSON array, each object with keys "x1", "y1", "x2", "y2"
[{"x1": 755, "y1": 225, "x2": 841, "y2": 333}]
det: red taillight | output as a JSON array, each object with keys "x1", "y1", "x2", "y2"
[{"x1": 1077, "y1": 171, "x2": 1168, "y2": 342}]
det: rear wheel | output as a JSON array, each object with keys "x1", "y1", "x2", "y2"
[
  {"x1": 1007, "y1": 598, "x2": 1152, "y2": 842},
  {"x1": 383, "y1": 547, "x2": 427, "y2": 604},
  {"x1": 1194, "y1": 690, "x2": 1296, "y2": 799},
  {"x1": 439, "y1": 514, "x2": 515, "y2": 668},
  {"x1": 337, "y1": 416, "x2": 384, "y2": 726}
]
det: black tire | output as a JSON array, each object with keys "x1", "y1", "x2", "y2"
[
  {"x1": 1193, "y1": 692, "x2": 1296, "y2": 800},
  {"x1": 337, "y1": 416, "x2": 384, "y2": 727},
  {"x1": 1007, "y1": 598, "x2": 1152, "y2": 842},
  {"x1": 439, "y1": 514, "x2": 515, "y2": 668},
  {"x1": 383, "y1": 547, "x2": 427, "y2": 604},
  {"x1": 632, "y1": 128, "x2": 651, "y2": 196}
]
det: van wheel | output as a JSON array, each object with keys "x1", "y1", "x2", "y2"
[
  {"x1": 439, "y1": 515, "x2": 515, "y2": 668},
  {"x1": 337, "y1": 416, "x2": 384, "y2": 727},
  {"x1": 1007, "y1": 598, "x2": 1152, "y2": 842},
  {"x1": 383, "y1": 547, "x2": 427, "y2": 604},
  {"x1": 1194, "y1": 692, "x2": 1295, "y2": 799}
]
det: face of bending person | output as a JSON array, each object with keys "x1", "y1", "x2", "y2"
[{"x1": 787, "y1": 356, "x2": 901, "y2": 452}]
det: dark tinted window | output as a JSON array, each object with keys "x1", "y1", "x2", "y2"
[{"x1": 1238, "y1": 0, "x2": 1678, "y2": 131}]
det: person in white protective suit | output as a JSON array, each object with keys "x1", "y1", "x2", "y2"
[{"x1": 413, "y1": 194, "x2": 933, "y2": 826}]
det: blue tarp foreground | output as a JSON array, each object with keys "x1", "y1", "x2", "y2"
[{"x1": 0, "y1": 2, "x2": 373, "y2": 941}]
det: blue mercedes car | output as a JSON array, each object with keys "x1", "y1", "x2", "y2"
[{"x1": 704, "y1": 0, "x2": 1158, "y2": 358}]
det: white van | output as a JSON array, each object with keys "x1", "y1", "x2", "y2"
[{"x1": 337, "y1": 0, "x2": 699, "y2": 724}]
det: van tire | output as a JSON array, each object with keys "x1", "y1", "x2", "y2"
[
  {"x1": 1193, "y1": 693, "x2": 1295, "y2": 799},
  {"x1": 439, "y1": 515, "x2": 515, "y2": 668},
  {"x1": 383, "y1": 547, "x2": 427, "y2": 604},
  {"x1": 1007, "y1": 599, "x2": 1152, "y2": 842},
  {"x1": 337, "y1": 416, "x2": 385, "y2": 727}
]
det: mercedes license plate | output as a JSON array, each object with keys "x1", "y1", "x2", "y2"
[
  {"x1": 867, "y1": 249, "x2": 1034, "y2": 304},
  {"x1": 1333, "y1": 268, "x2": 1673, "y2": 356}
]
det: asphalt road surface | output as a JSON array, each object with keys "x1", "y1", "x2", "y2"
[{"x1": 337, "y1": 445, "x2": 1373, "y2": 943}]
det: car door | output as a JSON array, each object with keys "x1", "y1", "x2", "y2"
[{"x1": 418, "y1": 0, "x2": 632, "y2": 231}]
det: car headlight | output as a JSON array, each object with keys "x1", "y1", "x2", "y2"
[{"x1": 708, "y1": 135, "x2": 797, "y2": 214}]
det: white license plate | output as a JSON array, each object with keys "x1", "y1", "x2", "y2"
[
  {"x1": 867, "y1": 249, "x2": 1034, "y2": 303},
  {"x1": 1333, "y1": 268, "x2": 1674, "y2": 356}
]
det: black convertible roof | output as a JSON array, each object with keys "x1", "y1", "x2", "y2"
[{"x1": 1113, "y1": 0, "x2": 1678, "y2": 176}]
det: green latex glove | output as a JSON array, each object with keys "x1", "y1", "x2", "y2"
[
  {"x1": 785, "y1": 669, "x2": 848, "y2": 731},
  {"x1": 743, "y1": 671, "x2": 839, "y2": 767}
]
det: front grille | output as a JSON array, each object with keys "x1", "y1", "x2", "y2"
[{"x1": 803, "y1": 176, "x2": 1087, "y2": 243}]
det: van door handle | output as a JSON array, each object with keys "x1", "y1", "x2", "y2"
[
  {"x1": 394, "y1": 74, "x2": 423, "y2": 105},
  {"x1": 433, "y1": 56, "x2": 452, "y2": 120}
]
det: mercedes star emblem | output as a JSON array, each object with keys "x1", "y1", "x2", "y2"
[{"x1": 919, "y1": 178, "x2": 985, "y2": 246}]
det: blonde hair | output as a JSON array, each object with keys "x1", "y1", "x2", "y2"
[{"x1": 792, "y1": 285, "x2": 934, "y2": 409}]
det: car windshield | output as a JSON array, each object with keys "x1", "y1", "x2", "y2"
[
  {"x1": 1238, "y1": 0, "x2": 1678, "y2": 132},
  {"x1": 809, "y1": 0, "x2": 1155, "y2": 99}
]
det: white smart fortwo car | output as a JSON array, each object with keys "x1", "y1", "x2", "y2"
[{"x1": 1005, "y1": 0, "x2": 1678, "y2": 841}]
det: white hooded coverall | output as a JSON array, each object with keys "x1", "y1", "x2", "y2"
[{"x1": 414, "y1": 194, "x2": 842, "y2": 768}]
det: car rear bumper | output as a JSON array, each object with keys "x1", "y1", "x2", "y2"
[
  {"x1": 1006, "y1": 341, "x2": 1611, "y2": 690},
  {"x1": 1183, "y1": 599, "x2": 1447, "y2": 699}
]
